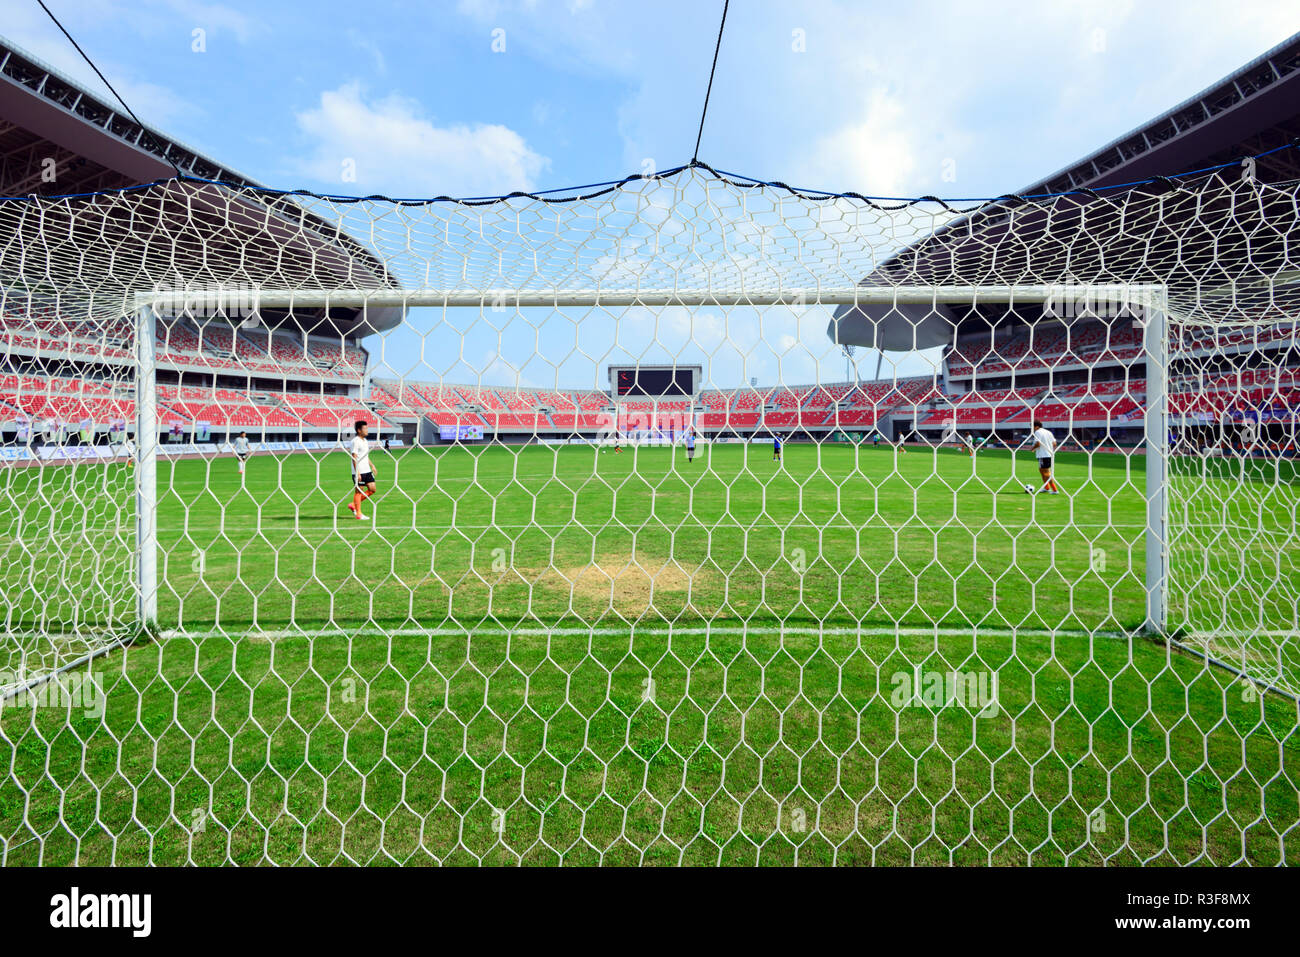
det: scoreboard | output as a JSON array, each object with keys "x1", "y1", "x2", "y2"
[{"x1": 610, "y1": 365, "x2": 700, "y2": 397}]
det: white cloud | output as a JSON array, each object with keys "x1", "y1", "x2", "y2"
[
  {"x1": 448, "y1": 0, "x2": 1300, "y2": 197},
  {"x1": 294, "y1": 82, "x2": 549, "y2": 197},
  {"x1": 795, "y1": 88, "x2": 917, "y2": 197}
]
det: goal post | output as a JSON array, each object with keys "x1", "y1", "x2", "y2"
[
  {"x1": 1143, "y1": 300, "x2": 1169, "y2": 635},
  {"x1": 134, "y1": 303, "x2": 159, "y2": 628}
]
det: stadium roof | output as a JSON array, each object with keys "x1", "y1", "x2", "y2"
[
  {"x1": 831, "y1": 31, "x2": 1300, "y2": 351},
  {"x1": 0, "y1": 38, "x2": 259, "y2": 194},
  {"x1": 1019, "y1": 32, "x2": 1300, "y2": 195},
  {"x1": 0, "y1": 36, "x2": 403, "y2": 335}
]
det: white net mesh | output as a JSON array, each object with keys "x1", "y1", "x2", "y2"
[
  {"x1": 0, "y1": 164, "x2": 1296, "y2": 865},
  {"x1": 1169, "y1": 318, "x2": 1300, "y2": 690},
  {"x1": 0, "y1": 304, "x2": 136, "y2": 681}
]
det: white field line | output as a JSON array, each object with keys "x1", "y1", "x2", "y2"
[
  {"x1": 11, "y1": 625, "x2": 1296, "y2": 648},
  {"x1": 0, "y1": 632, "x2": 128, "y2": 642},
  {"x1": 159, "y1": 624, "x2": 1136, "y2": 641},
  {"x1": 155, "y1": 521, "x2": 1152, "y2": 533},
  {"x1": 0, "y1": 521, "x2": 1155, "y2": 540}
]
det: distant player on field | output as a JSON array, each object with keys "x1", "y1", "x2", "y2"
[
  {"x1": 233, "y1": 431, "x2": 250, "y2": 474},
  {"x1": 962, "y1": 432, "x2": 975, "y2": 457},
  {"x1": 347, "y1": 420, "x2": 377, "y2": 520},
  {"x1": 685, "y1": 429, "x2": 696, "y2": 463},
  {"x1": 1027, "y1": 419, "x2": 1060, "y2": 494},
  {"x1": 773, "y1": 433, "x2": 783, "y2": 464}
]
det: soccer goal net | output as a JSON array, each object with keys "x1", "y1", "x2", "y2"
[{"x1": 0, "y1": 163, "x2": 1296, "y2": 865}]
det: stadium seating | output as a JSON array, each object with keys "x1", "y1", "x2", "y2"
[
  {"x1": 1000, "y1": 396, "x2": 1143, "y2": 426},
  {"x1": 918, "y1": 408, "x2": 997, "y2": 427},
  {"x1": 946, "y1": 320, "x2": 1151, "y2": 378},
  {"x1": 0, "y1": 374, "x2": 134, "y2": 423},
  {"x1": 4, "y1": 366, "x2": 1295, "y2": 438},
  {"x1": 456, "y1": 386, "x2": 508, "y2": 410},
  {"x1": 366, "y1": 384, "x2": 421, "y2": 417},
  {"x1": 281, "y1": 394, "x2": 384, "y2": 430},
  {"x1": 4, "y1": 301, "x2": 1297, "y2": 441},
  {"x1": 617, "y1": 399, "x2": 692, "y2": 432},
  {"x1": 821, "y1": 408, "x2": 878, "y2": 426}
]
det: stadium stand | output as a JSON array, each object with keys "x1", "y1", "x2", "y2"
[{"x1": 4, "y1": 302, "x2": 1297, "y2": 446}]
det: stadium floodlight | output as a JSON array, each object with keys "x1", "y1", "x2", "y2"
[{"x1": 1, "y1": 164, "x2": 1297, "y2": 865}]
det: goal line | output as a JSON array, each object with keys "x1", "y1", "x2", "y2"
[{"x1": 158, "y1": 623, "x2": 1135, "y2": 641}]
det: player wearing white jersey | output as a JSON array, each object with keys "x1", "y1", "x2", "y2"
[
  {"x1": 233, "y1": 431, "x2": 250, "y2": 474},
  {"x1": 346, "y1": 420, "x2": 377, "y2": 520},
  {"x1": 1027, "y1": 419, "x2": 1060, "y2": 494}
]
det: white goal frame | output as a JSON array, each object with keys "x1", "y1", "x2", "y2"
[{"x1": 132, "y1": 283, "x2": 1170, "y2": 634}]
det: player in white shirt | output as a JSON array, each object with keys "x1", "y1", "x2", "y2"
[
  {"x1": 346, "y1": 420, "x2": 377, "y2": 520},
  {"x1": 233, "y1": 431, "x2": 250, "y2": 473},
  {"x1": 962, "y1": 433, "x2": 975, "y2": 457},
  {"x1": 1027, "y1": 419, "x2": 1060, "y2": 494}
]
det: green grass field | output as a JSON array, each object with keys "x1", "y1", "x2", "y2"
[
  {"x1": 160, "y1": 442, "x2": 1157, "y2": 632},
  {"x1": 1, "y1": 442, "x2": 1297, "y2": 864}
]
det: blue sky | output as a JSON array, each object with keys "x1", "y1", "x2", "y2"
[{"x1": 8, "y1": 0, "x2": 1300, "y2": 391}]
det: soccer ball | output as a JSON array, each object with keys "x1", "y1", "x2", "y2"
[{"x1": 1023, "y1": 483, "x2": 1035, "y2": 493}]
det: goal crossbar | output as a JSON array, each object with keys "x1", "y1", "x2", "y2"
[{"x1": 136, "y1": 284, "x2": 1171, "y2": 312}]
